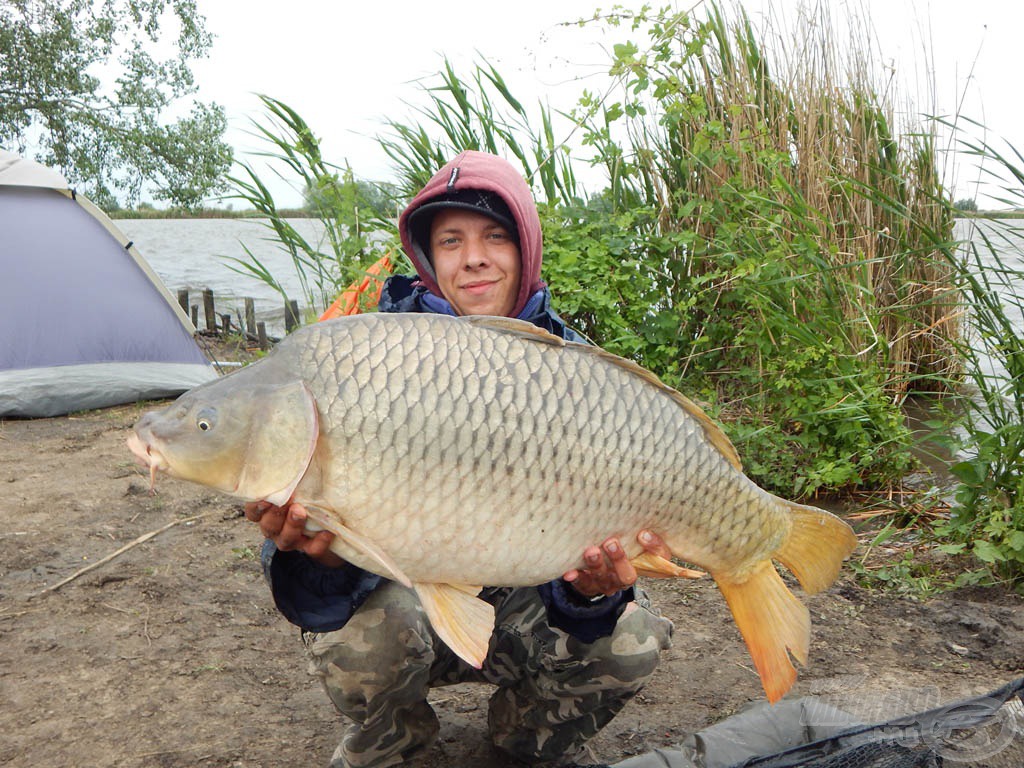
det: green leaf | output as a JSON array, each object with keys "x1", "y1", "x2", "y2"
[
  {"x1": 950, "y1": 461, "x2": 987, "y2": 486},
  {"x1": 1006, "y1": 530, "x2": 1024, "y2": 552},
  {"x1": 2, "y1": 0, "x2": 232, "y2": 208},
  {"x1": 972, "y1": 540, "x2": 1005, "y2": 564}
]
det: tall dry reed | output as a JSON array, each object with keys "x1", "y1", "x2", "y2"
[{"x1": 590, "y1": 1, "x2": 959, "y2": 399}]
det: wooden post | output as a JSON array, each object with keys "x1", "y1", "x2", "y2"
[
  {"x1": 202, "y1": 289, "x2": 217, "y2": 332},
  {"x1": 285, "y1": 299, "x2": 300, "y2": 332},
  {"x1": 244, "y1": 298, "x2": 256, "y2": 337},
  {"x1": 191, "y1": 305, "x2": 198, "y2": 327},
  {"x1": 257, "y1": 321, "x2": 268, "y2": 351},
  {"x1": 220, "y1": 313, "x2": 232, "y2": 336},
  {"x1": 177, "y1": 289, "x2": 189, "y2": 314}
]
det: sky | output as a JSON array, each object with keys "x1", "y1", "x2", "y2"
[{"x1": 187, "y1": 0, "x2": 1024, "y2": 208}]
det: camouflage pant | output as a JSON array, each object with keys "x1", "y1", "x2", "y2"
[{"x1": 302, "y1": 581, "x2": 673, "y2": 768}]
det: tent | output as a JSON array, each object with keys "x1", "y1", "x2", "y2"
[{"x1": 0, "y1": 150, "x2": 216, "y2": 417}]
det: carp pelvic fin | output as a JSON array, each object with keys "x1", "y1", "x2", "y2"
[
  {"x1": 630, "y1": 552, "x2": 704, "y2": 579},
  {"x1": 715, "y1": 562, "x2": 809, "y2": 704},
  {"x1": 413, "y1": 583, "x2": 493, "y2": 669},
  {"x1": 775, "y1": 501, "x2": 858, "y2": 594}
]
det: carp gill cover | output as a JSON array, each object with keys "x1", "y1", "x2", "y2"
[{"x1": 128, "y1": 313, "x2": 858, "y2": 703}]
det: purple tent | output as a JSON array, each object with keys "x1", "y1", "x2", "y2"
[{"x1": 0, "y1": 150, "x2": 216, "y2": 417}]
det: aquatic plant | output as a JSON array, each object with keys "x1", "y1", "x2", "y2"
[{"x1": 376, "y1": 3, "x2": 954, "y2": 494}]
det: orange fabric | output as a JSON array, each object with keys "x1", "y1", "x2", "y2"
[{"x1": 319, "y1": 254, "x2": 395, "y2": 320}]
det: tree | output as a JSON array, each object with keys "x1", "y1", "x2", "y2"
[
  {"x1": 954, "y1": 198, "x2": 979, "y2": 212},
  {"x1": 303, "y1": 170, "x2": 396, "y2": 220},
  {"x1": 0, "y1": 0, "x2": 233, "y2": 208}
]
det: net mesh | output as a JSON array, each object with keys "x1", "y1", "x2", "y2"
[{"x1": 786, "y1": 742, "x2": 937, "y2": 768}]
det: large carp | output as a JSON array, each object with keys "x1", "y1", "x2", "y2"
[{"x1": 128, "y1": 313, "x2": 857, "y2": 702}]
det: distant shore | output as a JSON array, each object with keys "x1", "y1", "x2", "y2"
[
  {"x1": 105, "y1": 206, "x2": 1024, "y2": 221},
  {"x1": 106, "y1": 206, "x2": 314, "y2": 220}
]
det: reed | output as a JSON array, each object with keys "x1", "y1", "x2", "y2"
[
  {"x1": 586, "y1": 2, "x2": 958, "y2": 391},
  {"x1": 922, "y1": 132, "x2": 1024, "y2": 585},
  {"x1": 542, "y1": 2, "x2": 959, "y2": 492},
  {"x1": 378, "y1": 60, "x2": 580, "y2": 207},
  {"x1": 227, "y1": 95, "x2": 394, "y2": 316}
]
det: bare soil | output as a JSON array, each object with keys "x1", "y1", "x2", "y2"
[{"x1": 2, "y1": 368, "x2": 1022, "y2": 767}]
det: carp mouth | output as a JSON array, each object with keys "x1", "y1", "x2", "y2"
[{"x1": 126, "y1": 432, "x2": 168, "y2": 493}]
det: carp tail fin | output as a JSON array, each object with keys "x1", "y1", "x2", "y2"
[
  {"x1": 776, "y1": 501, "x2": 858, "y2": 594},
  {"x1": 715, "y1": 562, "x2": 809, "y2": 704},
  {"x1": 414, "y1": 583, "x2": 493, "y2": 669}
]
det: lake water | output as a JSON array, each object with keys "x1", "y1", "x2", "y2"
[
  {"x1": 118, "y1": 217, "x2": 332, "y2": 337},
  {"x1": 121, "y1": 217, "x2": 1024, "y2": 366},
  {"x1": 954, "y1": 218, "x2": 1024, "y2": 386}
]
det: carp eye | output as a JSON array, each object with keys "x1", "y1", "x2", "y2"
[{"x1": 196, "y1": 408, "x2": 217, "y2": 432}]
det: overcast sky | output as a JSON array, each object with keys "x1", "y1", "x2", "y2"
[{"x1": 188, "y1": 0, "x2": 1024, "y2": 208}]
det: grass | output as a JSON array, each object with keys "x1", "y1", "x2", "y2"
[{"x1": 231, "y1": 545, "x2": 259, "y2": 562}]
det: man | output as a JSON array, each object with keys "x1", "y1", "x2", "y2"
[{"x1": 246, "y1": 150, "x2": 674, "y2": 767}]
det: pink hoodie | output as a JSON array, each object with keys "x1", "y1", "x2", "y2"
[{"x1": 398, "y1": 150, "x2": 544, "y2": 318}]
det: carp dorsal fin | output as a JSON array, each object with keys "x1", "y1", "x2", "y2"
[
  {"x1": 461, "y1": 315, "x2": 566, "y2": 347},
  {"x1": 587, "y1": 347, "x2": 744, "y2": 472},
  {"x1": 413, "y1": 582, "x2": 493, "y2": 669},
  {"x1": 237, "y1": 381, "x2": 319, "y2": 504},
  {"x1": 669, "y1": 388, "x2": 743, "y2": 472}
]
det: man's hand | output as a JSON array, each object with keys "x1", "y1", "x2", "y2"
[
  {"x1": 243, "y1": 501, "x2": 345, "y2": 568},
  {"x1": 562, "y1": 530, "x2": 671, "y2": 598}
]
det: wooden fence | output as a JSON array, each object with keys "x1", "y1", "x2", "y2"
[{"x1": 176, "y1": 288, "x2": 301, "y2": 351}]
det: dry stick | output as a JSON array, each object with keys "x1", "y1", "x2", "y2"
[{"x1": 30, "y1": 510, "x2": 222, "y2": 599}]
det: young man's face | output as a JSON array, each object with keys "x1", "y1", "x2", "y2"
[{"x1": 430, "y1": 208, "x2": 522, "y2": 317}]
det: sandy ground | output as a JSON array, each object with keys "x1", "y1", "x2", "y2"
[{"x1": 2, "y1": 378, "x2": 1022, "y2": 767}]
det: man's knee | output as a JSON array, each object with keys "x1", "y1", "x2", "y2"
[
  {"x1": 603, "y1": 600, "x2": 674, "y2": 686},
  {"x1": 305, "y1": 586, "x2": 435, "y2": 714}
]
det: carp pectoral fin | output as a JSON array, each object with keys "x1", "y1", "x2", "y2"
[
  {"x1": 413, "y1": 583, "x2": 493, "y2": 670},
  {"x1": 715, "y1": 562, "x2": 809, "y2": 704},
  {"x1": 631, "y1": 552, "x2": 705, "y2": 579},
  {"x1": 237, "y1": 381, "x2": 319, "y2": 506},
  {"x1": 304, "y1": 505, "x2": 413, "y2": 589}
]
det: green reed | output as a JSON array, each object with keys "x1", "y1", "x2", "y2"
[
  {"x1": 543, "y1": 2, "x2": 958, "y2": 494},
  {"x1": 378, "y1": 59, "x2": 580, "y2": 207},
  {"x1": 920, "y1": 132, "x2": 1024, "y2": 585},
  {"x1": 226, "y1": 95, "x2": 394, "y2": 316}
]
